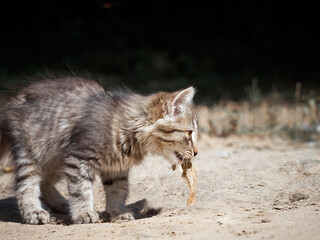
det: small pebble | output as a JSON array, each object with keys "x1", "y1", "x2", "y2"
[{"x1": 261, "y1": 218, "x2": 271, "y2": 223}]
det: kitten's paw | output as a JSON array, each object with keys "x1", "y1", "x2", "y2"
[
  {"x1": 110, "y1": 212, "x2": 135, "y2": 222},
  {"x1": 73, "y1": 210, "x2": 99, "y2": 224},
  {"x1": 23, "y1": 209, "x2": 50, "y2": 224}
]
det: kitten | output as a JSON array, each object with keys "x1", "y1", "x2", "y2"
[{"x1": 0, "y1": 76, "x2": 198, "y2": 224}]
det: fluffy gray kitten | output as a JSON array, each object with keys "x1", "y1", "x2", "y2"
[{"x1": 0, "y1": 76, "x2": 198, "y2": 224}]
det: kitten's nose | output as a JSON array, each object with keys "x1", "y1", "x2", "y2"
[{"x1": 193, "y1": 146, "x2": 198, "y2": 156}]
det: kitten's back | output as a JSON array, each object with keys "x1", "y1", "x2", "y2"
[
  {"x1": 12, "y1": 77, "x2": 104, "y2": 104},
  {"x1": 0, "y1": 77, "x2": 105, "y2": 165}
]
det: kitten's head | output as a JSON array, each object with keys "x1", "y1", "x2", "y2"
[{"x1": 147, "y1": 87, "x2": 198, "y2": 165}]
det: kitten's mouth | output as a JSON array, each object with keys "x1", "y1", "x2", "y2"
[
  {"x1": 174, "y1": 151, "x2": 184, "y2": 161},
  {"x1": 174, "y1": 151, "x2": 191, "y2": 162}
]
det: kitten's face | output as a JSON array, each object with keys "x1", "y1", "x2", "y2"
[
  {"x1": 153, "y1": 115, "x2": 198, "y2": 165},
  {"x1": 149, "y1": 87, "x2": 198, "y2": 165}
]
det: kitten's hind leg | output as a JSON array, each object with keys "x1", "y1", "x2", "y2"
[
  {"x1": 101, "y1": 171, "x2": 134, "y2": 222},
  {"x1": 65, "y1": 156, "x2": 99, "y2": 224},
  {"x1": 15, "y1": 152, "x2": 50, "y2": 224},
  {"x1": 41, "y1": 180, "x2": 69, "y2": 214}
]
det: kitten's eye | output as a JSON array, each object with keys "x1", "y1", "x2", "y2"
[{"x1": 187, "y1": 131, "x2": 193, "y2": 140}]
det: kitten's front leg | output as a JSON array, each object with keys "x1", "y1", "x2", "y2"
[
  {"x1": 65, "y1": 157, "x2": 99, "y2": 224},
  {"x1": 101, "y1": 171, "x2": 134, "y2": 222}
]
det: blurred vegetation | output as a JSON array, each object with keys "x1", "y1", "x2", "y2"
[{"x1": 198, "y1": 80, "x2": 320, "y2": 142}]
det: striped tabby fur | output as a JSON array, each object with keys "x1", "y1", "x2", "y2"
[{"x1": 0, "y1": 76, "x2": 198, "y2": 224}]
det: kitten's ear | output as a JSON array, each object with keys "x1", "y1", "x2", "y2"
[
  {"x1": 148, "y1": 87, "x2": 195, "y2": 123},
  {"x1": 172, "y1": 87, "x2": 195, "y2": 106},
  {"x1": 170, "y1": 87, "x2": 195, "y2": 116}
]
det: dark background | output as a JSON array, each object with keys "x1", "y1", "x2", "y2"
[{"x1": 1, "y1": 1, "x2": 319, "y2": 100}]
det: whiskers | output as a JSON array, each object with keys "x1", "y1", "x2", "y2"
[
  {"x1": 174, "y1": 149, "x2": 193, "y2": 162},
  {"x1": 194, "y1": 96, "x2": 215, "y2": 118}
]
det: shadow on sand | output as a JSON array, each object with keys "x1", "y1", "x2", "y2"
[
  {"x1": 0, "y1": 197, "x2": 161, "y2": 225},
  {"x1": 0, "y1": 197, "x2": 22, "y2": 223}
]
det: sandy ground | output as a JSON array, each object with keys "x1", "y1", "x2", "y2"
[{"x1": 0, "y1": 135, "x2": 319, "y2": 240}]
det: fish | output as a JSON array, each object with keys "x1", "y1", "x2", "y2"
[{"x1": 181, "y1": 159, "x2": 197, "y2": 206}]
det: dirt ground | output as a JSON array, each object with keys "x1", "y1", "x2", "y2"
[{"x1": 0, "y1": 135, "x2": 319, "y2": 240}]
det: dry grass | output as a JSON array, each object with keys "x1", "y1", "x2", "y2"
[{"x1": 197, "y1": 95, "x2": 320, "y2": 142}]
